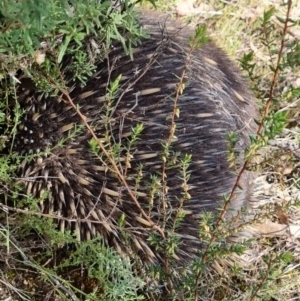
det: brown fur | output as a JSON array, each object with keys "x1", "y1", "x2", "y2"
[{"x1": 12, "y1": 12, "x2": 257, "y2": 265}]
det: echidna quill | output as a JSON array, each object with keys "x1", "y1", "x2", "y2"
[{"x1": 10, "y1": 12, "x2": 257, "y2": 265}]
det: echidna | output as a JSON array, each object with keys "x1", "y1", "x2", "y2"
[{"x1": 10, "y1": 12, "x2": 257, "y2": 265}]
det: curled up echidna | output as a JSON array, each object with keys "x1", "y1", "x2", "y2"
[{"x1": 10, "y1": 12, "x2": 257, "y2": 266}]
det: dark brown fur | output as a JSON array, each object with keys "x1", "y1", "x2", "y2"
[{"x1": 12, "y1": 12, "x2": 257, "y2": 265}]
